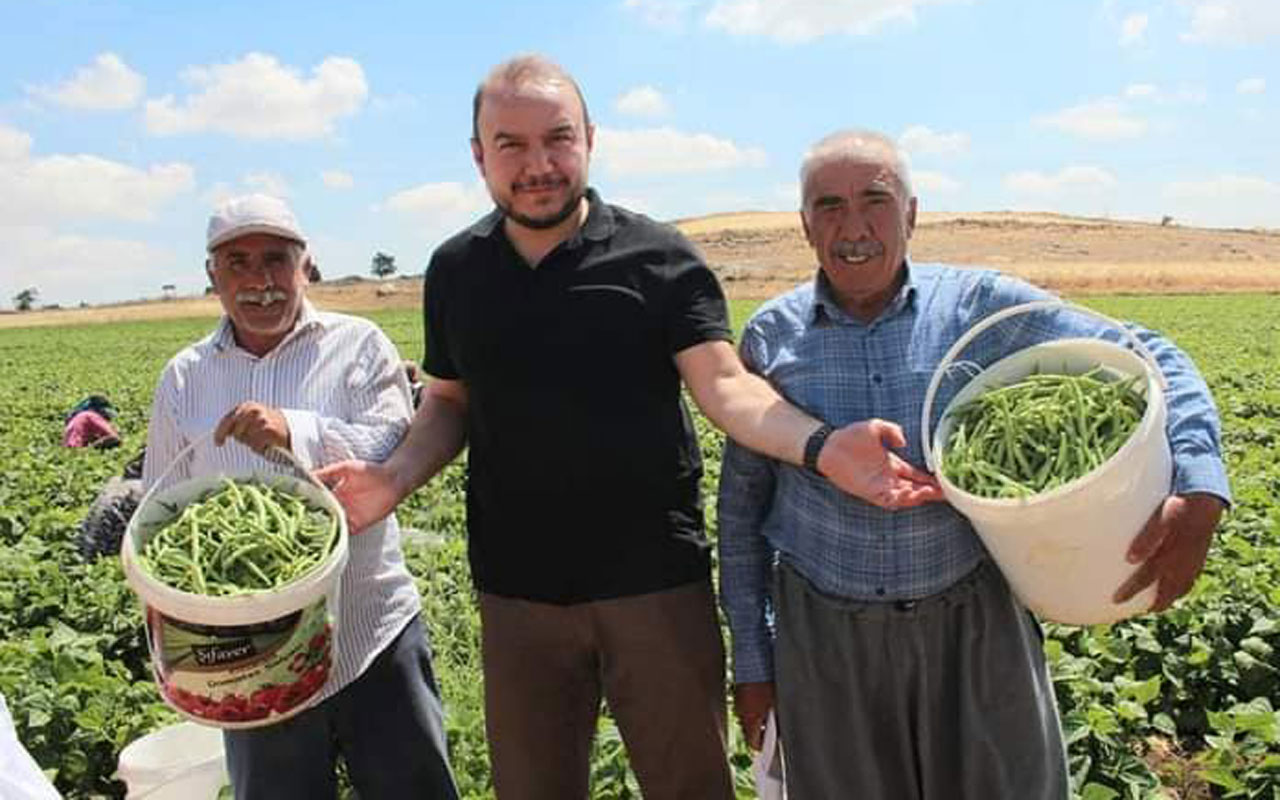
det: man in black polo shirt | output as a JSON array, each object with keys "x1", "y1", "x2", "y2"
[{"x1": 319, "y1": 54, "x2": 941, "y2": 798}]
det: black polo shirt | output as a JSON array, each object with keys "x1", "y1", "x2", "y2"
[{"x1": 423, "y1": 189, "x2": 732, "y2": 604}]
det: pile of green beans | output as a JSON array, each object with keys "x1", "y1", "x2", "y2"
[
  {"x1": 941, "y1": 368, "x2": 1147, "y2": 499},
  {"x1": 139, "y1": 479, "x2": 338, "y2": 596}
]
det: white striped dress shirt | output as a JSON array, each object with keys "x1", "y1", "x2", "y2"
[{"x1": 142, "y1": 301, "x2": 422, "y2": 702}]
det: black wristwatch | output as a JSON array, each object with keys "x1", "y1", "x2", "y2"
[{"x1": 803, "y1": 423, "x2": 834, "y2": 475}]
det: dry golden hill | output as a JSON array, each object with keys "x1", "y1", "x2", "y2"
[
  {"x1": 682, "y1": 210, "x2": 1280, "y2": 297},
  {"x1": 4, "y1": 210, "x2": 1279, "y2": 329}
]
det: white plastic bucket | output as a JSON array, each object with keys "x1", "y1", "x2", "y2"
[
  {"x1": 922, "y1": 301, "x2": 1172, "y2": 625},
  {"x1": 117, "y1": 722, "x2": 227, "y2": 799},
  {"x1": 121, "y1": 463, "x2": 348, "y2": 728}
]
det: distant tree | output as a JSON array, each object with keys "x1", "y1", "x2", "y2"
[
  {"x1": 370, "y1": 251, "x2": 397, "y2": 279},
  {"x1": 13, "y1": 287, "x2": 37, "y2": 311},
  {"x1": 161, "y1": 284, "x2": 177, "y2": 301}
]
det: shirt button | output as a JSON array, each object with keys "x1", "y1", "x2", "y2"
[
  {"x1": 875, "y1": 587, "x2": 885, "y2": 596},
  {"x1": 872, "y1": 374, "x2": 882, "y2": 384}
]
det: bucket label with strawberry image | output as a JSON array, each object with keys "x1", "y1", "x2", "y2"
[{"x1": 147, "y1": 598, "x2": 333, "y2": 726}]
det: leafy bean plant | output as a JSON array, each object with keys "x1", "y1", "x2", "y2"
[{"x1": 0, "y1": 297, "x2": 1276, "y2": 798}]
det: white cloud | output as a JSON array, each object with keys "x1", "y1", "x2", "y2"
[
  {"x1": 243, "y1": 172, "x2": 291, "y2": 198},
  {"x1": 321, "y1": 170, "x2": 355, "y2": 189},
  {"x1": 379, "y1": 180, "x2": 494, "y2": 246},
  {"x1": 384, "y1": 181, "x2": 492, "y2": 219},
  {"x1": 0, "y1": 124, "x2": 33, "y2": 161},
  {"x1": 202, "y1": 182, "x2": 238, "y2": 209},
  {"x1": 1004, "y1": 166, "x2": 1118, "y2": 196},
  {"x1": 1163, "y1": 175, "x2": 1280, "y2": 228},
  {"x1": 899, "y1": 125, "x2": 970, "y2": 157},
  {"x1": 144, "y1": 53, "x2": 367, "y2": 140},
  {"x1": 704, "y1": 0, "x2": 956, "y2": 43},
  {"x1": 615, "y1": 86, "x2": 671, "y2": 117},
  {"x1": 1121, "y1": 83, "x2": 1208, "y2": 104},
  {"x1": 0, "y1": 131, "x2": 194, "y2": 223},
  {"x1": 1174, "y1": 85, "x2": 1209, "y2": 104},
  {"x1": 1119, "y1": 12, "x2": 1149, "y2": 45},
  {"x1": 1181, "y1": 0, "x2": 1280, "y2": 44},
  {"x1": 2, "y1": 225, "x2": 174, "y2": 308},
  {"x1": 623, "y1": 0, "x2": 696, "y2": 30},
  {"x1": 30, "y1": 53, "x2": 145, "y2": 111},
  {"x1": 1035, "y1": 98, "x2": 1147, "y2": 141},
  {"x1": 913, "y1": 169, "x2": 961, "y2": 194},
  {"x1": 1236, "y1": 77, "x2": 1267, "y2": 94},
  {"x1": 594, "y1": 127, "x2": 767, "y2": 176}
]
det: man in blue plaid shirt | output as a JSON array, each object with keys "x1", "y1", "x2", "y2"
[{"x1": 717, "y1": 129, "x2": 1230, "y2": 799}]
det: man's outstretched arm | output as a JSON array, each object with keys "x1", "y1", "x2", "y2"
[
  {"x1": 675, "y1": 339, "x2": 942, "y2": 509},
  {"x1": 315, "y1": 378, "x2": 469, "y2": 533}
]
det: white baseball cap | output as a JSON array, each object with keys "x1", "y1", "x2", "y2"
[{"x1": 206, "y1": 194, "x2": 307, "y2": 252}]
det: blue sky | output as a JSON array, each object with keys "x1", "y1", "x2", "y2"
[{"x1": 1, "y1": 0, "x2": 1276, "y2": 308}]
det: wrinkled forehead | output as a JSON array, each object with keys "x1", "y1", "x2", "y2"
[{"x1": 803, "y1": 153, "x2": 905, "y2": 201}]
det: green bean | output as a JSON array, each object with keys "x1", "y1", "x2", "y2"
[
  {"x1": 139, "y1": 478, "x2": 338, "y2": 596},
  {"x1": 941, "y1": 369, "x2": 1147, "y2": 499}
]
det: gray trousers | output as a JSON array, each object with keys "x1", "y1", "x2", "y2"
[{"x1": 773, "y1": 560, "x2": 1069, "y2": 800}]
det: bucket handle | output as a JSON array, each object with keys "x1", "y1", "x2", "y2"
[
  {"x1": 920, "y1": 299, "x2": 1166, "y2": 474},
  {"x1": 123, "y1": 431, "x2": 213, "y2": 575},
  {"x1": 124, "y1": 431, "x2": 325, "y2": 564}
]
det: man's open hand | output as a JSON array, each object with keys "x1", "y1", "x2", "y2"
[
  {"x1": 312, "y1": 460, "x2": 401, "y2": 535},
  {"x1": 817, "y1": 419, "x2": 944, "y2": 509},
  {"x1": 1114, "y1": 493, "x2": 1225, "y2": 611}
]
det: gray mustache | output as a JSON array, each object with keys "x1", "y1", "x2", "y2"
[{"x1": 235, "y1": 289, "x2": 288, "y2": 306}]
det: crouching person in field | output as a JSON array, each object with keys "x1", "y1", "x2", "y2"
[
  {"x1": 717, "y1": 129, "x2": 1231, "y2": 799},
  {"x1": 142, "y1": 194, "x2": 458, "y2": 800}
]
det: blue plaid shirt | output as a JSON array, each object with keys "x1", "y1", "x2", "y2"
[{"x1": 717, "y1": 262, "x2": 1231, "y2": 683}]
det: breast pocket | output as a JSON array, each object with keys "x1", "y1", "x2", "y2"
[{"x1": 560, "y1": 283, "x2": 655, "y2": 369}]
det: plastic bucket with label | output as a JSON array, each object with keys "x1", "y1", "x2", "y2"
[
  {"x1": 922, "y1": 300, "x2": 1172, "y2": 625},
  {"x1": 121, "y1": 454, "x2": 348, "y2": 728},
  {"x1": 116, "y1": 722, "x2": 227, "y2": 799}
]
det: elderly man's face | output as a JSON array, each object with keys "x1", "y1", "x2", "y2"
[
  {"x1": 801, "y1": 153, "x2": 916, "y2": 322},
  {"x1": 471, "y1": 79, "x2": 593, "y2": 231},
  {"x1": 207, "y1": 233, "x2": 309, "y2": 356}
]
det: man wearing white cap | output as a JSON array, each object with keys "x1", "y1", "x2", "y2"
[{"x1": 141, "y1": 194, "x2": 459, "y2": 799}]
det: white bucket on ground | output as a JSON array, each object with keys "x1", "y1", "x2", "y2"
[
  {"x1": 922, "y1": 301, "x2": 1172, "y2": 625},
  {"x1": 121, "y1": 469, "x2": 348, "y2": 728},
  {"x1": 116, "y1": 722, "x2": 227, "y2": 799}
]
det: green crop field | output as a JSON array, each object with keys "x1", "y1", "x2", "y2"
[{"x1": 1, "y1": 294, "x2": 1277, "y2": 799}]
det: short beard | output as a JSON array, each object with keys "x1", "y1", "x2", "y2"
[{"x1": 499, "y1": 190, "x2": 585, "y2": 231}]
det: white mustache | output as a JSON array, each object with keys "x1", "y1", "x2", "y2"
[
  {"x1": 834, "y1": 240, "x2": 883, "y2": 261},
  {"x1": 235, "y1": 289, "x2": 288, "y2": 306}
]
